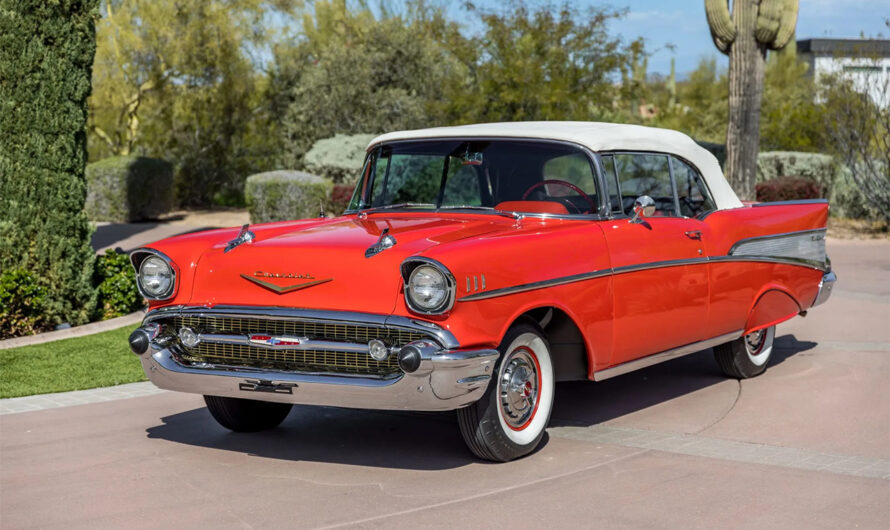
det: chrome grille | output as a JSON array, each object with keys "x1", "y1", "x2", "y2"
[{"x1": 160, "y1": 315, "x2": 431, "y2": 377}]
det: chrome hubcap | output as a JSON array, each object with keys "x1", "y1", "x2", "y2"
[
  {"x1": 499, "y1": 347, "x2": 539, "y2": 428},
  {"x1": 745, "y1": 329, "x2": 766, "y2": 355}
]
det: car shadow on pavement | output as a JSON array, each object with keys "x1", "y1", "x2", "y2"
[{"x1": 144, "y1": 334, "x2": 814, "y2": 469}]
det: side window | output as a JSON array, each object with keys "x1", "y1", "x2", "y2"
[
  {"x1": 613, "y1": 153, "x2": 677, "y2": 216},
  {"x1": 600, "y1": 154, "x2": 623, "y2": 214},
  {"x1": 671, "y1": 157, "x2": 717, "y2": 217}
]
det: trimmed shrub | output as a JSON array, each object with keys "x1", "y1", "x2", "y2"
[
  {"x1": 304, "y1": 134, "x2": 375, "y2": 184},
  {"x1": 0, "y1": 269, "x2": 50, "y2": 339},
  {"x1": 756, "y1": 176, "x2": 822, "y2": 203},
  {"x1": 0, "y1": 0, "x2": 100, "y2": 327},
  {"x1": 695, "y1": 141, "x2": 726, "y2": 168},
  {"x1": 330, "y1": 184, "x2": 357, "y2": 216},
  {"x1": 245, "y1": 171, "x2": 333, "y2": 223},
  {"x1": 756, "y1": 151, "x2": 837, "y2": 194},
  {"x1": 85, "y1": 156, "x2": 175, "y2": 222},
  {"x1": 93, "y1": 250, "x2": 143, "y2": 320}
]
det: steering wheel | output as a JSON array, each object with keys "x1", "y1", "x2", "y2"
[{"x1": 521, "y1": 179, "x2": 596, "y2": 214}]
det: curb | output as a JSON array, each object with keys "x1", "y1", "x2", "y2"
[{"x1": 0, "y1": 310, "x2": 145, "y2": 350}]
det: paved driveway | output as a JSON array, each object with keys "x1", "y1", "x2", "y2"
[{"x1": 2, "y1": 239, "x2": 888, "y2": 528}]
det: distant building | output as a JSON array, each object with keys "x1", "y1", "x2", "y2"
[{"x1": 797, "y1": 38, "x2": 890, "y2": 107}]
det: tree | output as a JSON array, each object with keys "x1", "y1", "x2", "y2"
[
  {"x1": 820, "y1": 62, "x2": 890, "y2": 222},
  {"x1": 760, "y1": 47, "x2": 826, "y2": 152},
  {"x1": 442, "y1": 1, "x2": 642, "y2": 124},
  {"x1": 0, "y1": 0, "x2": 100, "y2": 326},
  {"x1": 277, "y1": 0, "x2": 463, "y2": 167},
  {"x1": 704, "y1": 0, "x2": 799, "y2": 199},
  {"x1": 89, "y1": 0, "x2": 302, "y2": 205}
]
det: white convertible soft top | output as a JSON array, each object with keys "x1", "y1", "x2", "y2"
[{"x1": 368, "y1": 121, "x2": 743, "y2": 210}]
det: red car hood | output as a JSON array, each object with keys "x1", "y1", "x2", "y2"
[{"x1": 186, "y1": 215, "x2": 505, "y2": 313}]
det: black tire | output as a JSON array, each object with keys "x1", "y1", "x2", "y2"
[
  {"x1": 457, "y1": 319, "x2": 555, "y2": 462},
  {"x1": 714, "y1": 326, "x2": 776, "y2": 379},
  {"x1": 204, "y1": 395, "x2": 293, "y2": 432}
]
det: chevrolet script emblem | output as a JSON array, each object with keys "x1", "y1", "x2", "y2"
[{"x1": 240, "y1": 271, "x2": 332, "y2": 294}]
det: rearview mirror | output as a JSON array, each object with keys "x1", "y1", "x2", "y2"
[{"x1": 629, "y1": 195, "x2": 656, "y2": 224}]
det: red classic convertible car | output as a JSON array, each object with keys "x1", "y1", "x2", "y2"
[{"x1": 128, "y1": 122, "x2": 835, "y2": 461}]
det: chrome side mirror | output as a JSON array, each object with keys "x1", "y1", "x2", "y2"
[{"x1": 629, "y1": 195, "x2": 656, "y2": 224}]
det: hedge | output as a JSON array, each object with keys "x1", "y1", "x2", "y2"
[
  {"x1": 245, "y1": 171, "x2": 333, "y2": 223},
  {"x1": 85, "y1": 156, "x2": 174, "y2": 222},
  {"x1": 303, "y1": 133, "x2": 375, "y2": 183},
  {"x1": 0, "y1": 0, "x2": 100, "y2": 327}
]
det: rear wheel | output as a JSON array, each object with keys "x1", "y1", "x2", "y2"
[
  {"x1": 714, "y1": 326, "x2": 776, "y2": 379},
  {"x1": 457, "y1": 320, "x2": 555, "y2": 462},
  {"x1": 204, "y1": 395, "x2": 293, "y2": 432}
]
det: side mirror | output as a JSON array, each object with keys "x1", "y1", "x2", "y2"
[{"x1": 629, "y1": 195, "x2": 656, "y2": 224}]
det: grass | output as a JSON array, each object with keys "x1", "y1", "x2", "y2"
[{"x1": 0, "y1": 325, "x2": 146, "y2": 398}]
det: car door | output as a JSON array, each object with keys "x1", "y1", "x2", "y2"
[{"x1": 599, "y1": 153, "x2": 711, "y2": 367}]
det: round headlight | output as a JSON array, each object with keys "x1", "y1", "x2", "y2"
[
  {"x1": 138, "y1": 256, "x2": 174, "y2": 298},
  {"x1": 407, "y1": 265, "x2": 450, "y2": 312}
]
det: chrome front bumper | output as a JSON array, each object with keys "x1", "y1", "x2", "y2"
[
  {"x1": 139, "y1": 343, "x2": 499, "y2": 411},
  {"x1": 811, "y1": 270, "x2": 837, "y2": 307}
]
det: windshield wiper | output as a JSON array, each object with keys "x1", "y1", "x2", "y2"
[
  {"x1": 362, "y1": 202, "x2": 437, "y2": 214},
  {"x1": 437, "y1": 205, "x2": 521, "y2": 219}
]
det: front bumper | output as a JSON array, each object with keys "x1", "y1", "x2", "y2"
[
  {"x1": 139, "y1": 342, "x2": 498, "y2": 411},
  {"x1": 811, "y1": 270, "x2": 837, "y2": 307}
]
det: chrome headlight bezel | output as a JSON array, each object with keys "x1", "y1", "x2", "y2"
[
  {"x1": 130, "y1": 248, "x2": 178, "y2": 301},
  {"x1": 400, "y1": 258, "x2": 456, "y2": 315}
]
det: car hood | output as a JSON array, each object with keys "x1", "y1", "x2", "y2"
[{"x1": 185, "y1": 215, "x2": 506, "y2": 313}]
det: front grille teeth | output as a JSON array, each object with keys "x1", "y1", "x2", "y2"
[{"x1": 162, "y1": 316, "x2": 432, "y2": 377}]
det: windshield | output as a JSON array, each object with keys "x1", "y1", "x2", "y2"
[{"x1": 346, "y1": 140, "x2": 601, "y2": 216}]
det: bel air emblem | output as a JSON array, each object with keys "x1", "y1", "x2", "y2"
[{"x1": 241, "y1": 270, "x2": 332, "y2": 294}]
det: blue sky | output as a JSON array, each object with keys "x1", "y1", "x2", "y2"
[{"x1": 449, "y1": 0, "x2": 889, "y2": 77}]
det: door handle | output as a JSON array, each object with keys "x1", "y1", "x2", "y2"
[{"x1": 684, "y1": 231, "x2": 702, "y2": 240}]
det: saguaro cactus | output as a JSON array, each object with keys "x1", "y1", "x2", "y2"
[{"x1": 705, "y1": 0, "x2": 798, "y2": 200}]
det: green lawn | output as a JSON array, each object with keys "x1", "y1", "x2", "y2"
[{"x1": 0, "y1": 326, "x2": 147, "y2": 398}]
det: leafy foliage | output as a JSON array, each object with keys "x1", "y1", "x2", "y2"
[
  {"x1": 85, "y1": 156, "x2": 174, "y2": 222},
  {"x1": 304, "y1": 134, "x2": 376, "y2": 183},
  {"x1": 0, "y1": 0, "x2": 99, "y2": 328},
  {"x1": 245, "y1": 171, "x2": 333, "y2": 223},
  {"x1": 0, "y1": 270, "x2": 50, "y2": 339},
  {"x1": 89, "y1": 0, "x2": 302, "y2": 206},
  {"x1": 93, "y1": 250, "x2": 142, "y2": 320}
]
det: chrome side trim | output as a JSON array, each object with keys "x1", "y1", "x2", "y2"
[
  {"x1": 708, "y1": 255, "x2": 827, "y2": 271},
  {"x1": 728, "y1": 228, "x2": 828, "y2": 271},
  {"x1": 727, "y1": 228, "x2": 826, "y2": 255},
  {"x1": 459, "y1": 270, "x2": 612, "y2": 302},
  {"x1": 129, "y1": 248, "x2": 179, "y2": 301},
  {"x1": 612, "y1": 257, "x2": 708, "y2": 275},
  {"x1": 593, "y1": 330, "x2": 744, "y2": 381},
  {"x1": 143, "y1": 305, "x2": 461, "y2": 349},
  {"x1": 751, "y1": 199, "x2": 829, "y2": 207}
]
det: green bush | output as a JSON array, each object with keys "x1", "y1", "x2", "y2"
[
  {"x1": 304, "y1": 134, "x2": 376, "y2": 184},
  {"x1": 85, "y1": 156, "x2": 174, "y2": 222},
  {"x1": 0, "y1": 0, "x2": 99, "y2": 327},
  {"x1": 830, "y1": 168, "x2": 877, "y2": 220},
  {"x1": 756, "y1": 151, "x2": 837, "y2": 194},
  {"x1": 0, "y1": 270, "x2": 50, "y2": 339},
  {"x1": 93, "y1": 250, "x2": 142, "y2": 320},
  {"x1": 245, "y1": 171, "x2": 333, "y2": 223}
]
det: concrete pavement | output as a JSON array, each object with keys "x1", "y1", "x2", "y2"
[{"x1": 1, "y1": 238, "x2": 888, "y2": 528}]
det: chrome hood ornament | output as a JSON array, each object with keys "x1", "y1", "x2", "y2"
[
  {"x1": 365, "y1": 227, "x2": 398, "y2": 258},
  {"x1": 225, "y1": 224, "x2": 255, "y2": 253}
]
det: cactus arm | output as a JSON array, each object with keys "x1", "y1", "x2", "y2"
[
  {"x1": 769, "y1": 0, "x2": 799, "y2": 50},
  {"x1": 754, "y1": 0, "x2": 782, "y2": 44},
  {"x1": 705, "y1": 0, "x2": 736, "y2": 54}
]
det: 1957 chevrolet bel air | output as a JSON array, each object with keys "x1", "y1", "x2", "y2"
[{"x1": 128, "y1": 122, "x2": 835, "y2": 461}]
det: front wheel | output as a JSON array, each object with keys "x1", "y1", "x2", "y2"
[
  {"x1": 713, "y1": 326, "x2": 776, "y2": 379},
  {"x1": 204, "y1": 395, "x2": 293, "y2": 432},
  {"x1": 457, "y1": 320, "x2": 555, "y2": 462}
]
